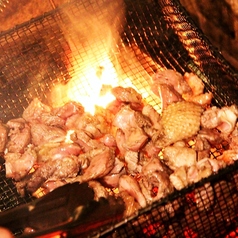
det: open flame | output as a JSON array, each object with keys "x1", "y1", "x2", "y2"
[
  {"x1": 50, "y1": 45, "x2": 162, "y2": 115},
  {"x1": 49, "y1": 0, "x2": 127, "y2": 114},
  {"x1": 59, "y1": 53, "x2": 118, "y2": 115},
  {"x1": 49, "y1": 0, "x2": 162, "y2": 115}
]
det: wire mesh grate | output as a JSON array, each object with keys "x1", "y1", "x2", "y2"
[{"x1": 0, "y1": 0, "x2": 238, "y2": 237}]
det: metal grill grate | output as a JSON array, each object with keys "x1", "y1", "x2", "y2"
[
  {"x1": 0, "y1": 0, "x2": 238, "y2": 237},
  {"x1": 101, "y1": 161, "x2": 238, "y2": 238}
]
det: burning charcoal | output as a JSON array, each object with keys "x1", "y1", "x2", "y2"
[{"x1": 194, "y1": 182, "x2": 214, "y2": 212}]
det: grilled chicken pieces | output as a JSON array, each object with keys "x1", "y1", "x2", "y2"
[{"x1": 1, "y1": 69, "x2": 238, "y2": 218}]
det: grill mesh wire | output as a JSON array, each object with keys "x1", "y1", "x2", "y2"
[{"x1": 0, "y1": 0, "x2": 238, "y2": 237}]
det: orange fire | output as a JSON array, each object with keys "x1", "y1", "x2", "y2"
[
  {"x1": 51, "y1": 52, "x2": 119, "y2": 115},
  {"x1": 49, "y1": 0, "x2": 127, "y2": 114},
  {"x1": 50, "y1": 0, "x2": 162, "y2": 115}
]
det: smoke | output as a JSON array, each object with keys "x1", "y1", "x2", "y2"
[
  {"x1": 62, "y1": 0, "x2": 125, "y2": 69},
  {"x1": 50, "y1": 0, "x2": 126, "y2": 109}
]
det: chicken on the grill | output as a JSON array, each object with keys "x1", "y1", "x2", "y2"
[{"x1": 1, "y1": 69, "x2": 238, "y2": 218}]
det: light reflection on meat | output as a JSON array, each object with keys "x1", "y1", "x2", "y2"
[{"x1": 1, "y1": 69, "x2": 238, "y2": 218}]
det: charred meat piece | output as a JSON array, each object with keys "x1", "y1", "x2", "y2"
[
  {"x1": 142, "y1": 104, "x2": 161, "y2": 130},
  {"x1": 139, "y1": 157, "x2": 174, "y2": 204},
  {"x1": 22, "y1": 98, "x2": 52, "y2": 123},
  {"x1": 6, "y1": 118, "x2": 31, "y2": 153},
  {"x1": 23, "y1": 98, "x2": 65, "y2": 128},
  {"x1": 67, "y1": 112, "x2": 110, "y2": 139},
  {"x1": 66, "y1": 146, "x2": 116, "y2": 184},
  {"x1": 100, "y1": 157, "x2": 125, "y2": 188},
  {"x1": 27, "y1": 155, "x2": 80, "y2": 193},
  {"x1": 79, "y1": 147, "x2": 115, "y2": 183},
  {"x1": 74, "y1": 130, "x2": 104, "y2": 152},
  {"x1": 124, "y1": 150, "x2": 142, "y2": 175},
  {"x1": 4, "y1": 146, "x2": 37, "y2": 181}
]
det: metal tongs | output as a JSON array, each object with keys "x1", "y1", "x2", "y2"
[{"x1": 0, "y1": 182, "x2": 125, "y2": 237}]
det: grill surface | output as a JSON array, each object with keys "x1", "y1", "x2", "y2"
[{"x1": 0, "y1": 0, "x2": 238, "y2": 237}]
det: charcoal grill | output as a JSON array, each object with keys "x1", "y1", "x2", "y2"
[{"x1": 1, "y1": 0, "x2": 238, "y2": 237}]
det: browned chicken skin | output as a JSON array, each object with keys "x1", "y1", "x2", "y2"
[{"x1": 2, "y1": 69, "x2": 238, "y2": 218}]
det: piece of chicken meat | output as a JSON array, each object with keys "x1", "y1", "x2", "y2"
[
  {"x1": 22, "y1": 98, "x2": 67, "y2": 128},
  {"x1": 6, "y1": 118, "x2": 31, "y2": 153},
  {"x1": 66, "y1": 146, "x2": 116, "y2": 184},
  {"x1": 113, "y1": 105, "x2": 149, "y2": 152},
  {"x1": 30, "y1": 123, "x2": 66, "y2": 146},
  {"x1": 4, "y1": 146, "x2": 37, "y2": 181},
  {"x1": 26, "y1": 155, "x2": 80, "y2": 193},
  {"x1": 118, "y1": 174, "x2": 147, "y2": 208},
  {"x1": 151, "y1": 69, "x2": 191, "y2": 109},
  {"x1": 111, "y1": 86, "x2": 144, "y2": 110}
]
